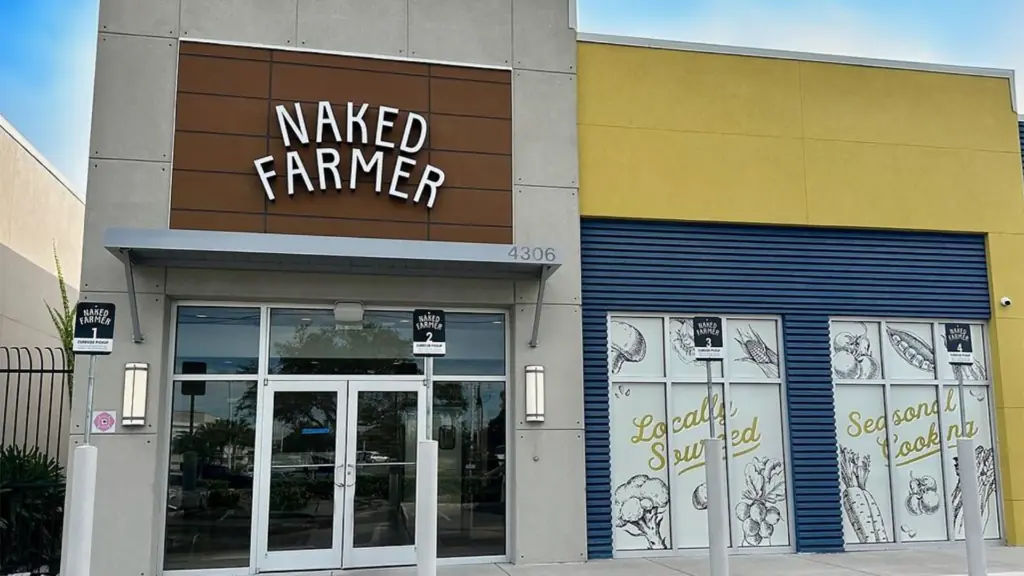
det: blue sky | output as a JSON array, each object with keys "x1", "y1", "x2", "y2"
[{"x1": 1, "y1": 1, "x2": 1021, "y2": 196}]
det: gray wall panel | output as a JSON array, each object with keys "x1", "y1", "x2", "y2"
[
  {"x1": 180, "y1": 0, "x2": 298, "y2": 46},
  {"x1": 90, "y1": 34, "x2": 177, "y2": 161},
  {"x1": 297, "y1": 0, "x2": 408, "y2": 56},
  {"x1": 99, "y1": 0, "x2": 180, "y2": 37}
]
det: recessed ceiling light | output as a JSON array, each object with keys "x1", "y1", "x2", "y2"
[
  {"x1": 301, "y1": 318, "x2": 312, "y2": 322},
  {"x1": 196, "y1": 314, "x2": 208, "y2": 319}
]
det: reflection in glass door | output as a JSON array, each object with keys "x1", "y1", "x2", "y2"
[
  {"x1": 256, "y1": 381, "x2": 347, "y2": 572},
  {"x1": 343, "y1": 381, "x2": 425, "y2": 568}
]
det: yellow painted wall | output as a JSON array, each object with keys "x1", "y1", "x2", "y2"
[
  {"x1": 578, "y1": 42, "x2": 1022, "y2": 233},
  {"x1": 578, "y1": 40, "x2": 1024, "y2": 544}
]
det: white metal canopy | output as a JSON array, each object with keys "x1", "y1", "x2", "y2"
[{"x1": 103, "y1": 227, "x2": 559, "y2": 346}]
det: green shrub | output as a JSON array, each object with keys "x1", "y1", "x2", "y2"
[{"x1": 0, "y1": 445, "x2": 66, "y2": 574}]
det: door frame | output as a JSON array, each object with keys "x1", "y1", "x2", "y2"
[
  {"x1": 254, "y1": 379, "x2": 349, "y2": 573},
  {"x1": 156, "y1": 301, "x2": 512, "y2": 576},
  {"x1": 342, "y1": 379, "x2": 427, "y2": 569}
]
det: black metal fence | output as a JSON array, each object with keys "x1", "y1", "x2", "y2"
[{"x1": 1, "y1": 346, "x2": 72, "y2": 575}]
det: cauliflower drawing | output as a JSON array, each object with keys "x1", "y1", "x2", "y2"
[{"x1": 613, "y1": 474, "x2": 669, "y2": 549}]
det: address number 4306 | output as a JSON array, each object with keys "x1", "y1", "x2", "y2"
[{"x1": 508, "y1": 246, "x2": 557, "y2": 262}]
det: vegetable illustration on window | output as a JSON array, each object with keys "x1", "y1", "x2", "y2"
[
  {"x1": 733, "y1": 325, "x2": 779, "y2": 378},
  {"x1": 905, "y1": 472, "x2": 941, "y2": 516},
  {"x1": 735, "y1": 457, "x2": 786, "y2": 546},
  {"x1": 886, "y1": 326, "x2": 934, "y2": 373},
  {"x1": 939, "y1": 333, "x2": 988, "y2": 381},
  {"x1": 669, "y1": 318, "x2": 696, "y2": 364},
  {"x1": 613, "y1": 474, "x2": 669, "y2": 549},
  {"x1": 831, "y1": 322, "x2": 879, "y2": 380},
  {"x1": 839, "y1": 446, "x2": 888, "y2": 543},
  {"x1": 952, "y1": 445, "x2": 997, "y2": 535},
  {"x1": 610, "y1": 321, "x2": 648, "y2": 374}
]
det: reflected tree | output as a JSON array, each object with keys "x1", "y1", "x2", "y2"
[{"x1": 172, "y1": 419, "x2": 255, "y2": 470}]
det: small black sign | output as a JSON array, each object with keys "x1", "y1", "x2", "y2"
[
  {"x1": 413, "y1": 309, "x2": 446, "y2": 357},
  {"x1": 944, "y1": 323, "x2": 975, "y2": 365},
  {"x1": 693, "y1": 316, "x2": 724, "y2": 360},
  {"x1": 72, "y1": 302, "x2": 116, "y2": 355}
]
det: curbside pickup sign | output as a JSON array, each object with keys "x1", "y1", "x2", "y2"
[
  {"x1": 72, "y1": 303, "x2": 116, "y2": 355},
  {"x1": 693, "y1": 316, "x2": 724, "y2": 360},
  {"x1": 412, "y1": 309, "x2": 446, "y2": 357},
  {"x1": 943, "y1": 323, "x2": 975, "y2": 366}
]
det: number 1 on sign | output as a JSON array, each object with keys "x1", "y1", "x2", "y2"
[{"x1": 92, "y1": 328, "x2": 98, "y2": 339}]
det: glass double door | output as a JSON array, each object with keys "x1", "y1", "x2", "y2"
[{"x1": 255, "y1": 380, "x2": 425, "y2": 571}]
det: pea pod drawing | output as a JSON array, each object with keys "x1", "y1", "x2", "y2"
[{"x1": 886, "y1": 326, "x2": 934, "y2": 373}]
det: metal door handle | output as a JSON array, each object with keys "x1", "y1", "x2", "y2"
[{"x1": 334, "y1": 463, "x2": 356, "y2": 488}]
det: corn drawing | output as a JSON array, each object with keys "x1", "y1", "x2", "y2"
[
  {"x1": 839, "y1": 446, "x2": 888, "y2": 543},
  {"x1": 885, "y1": 326, "x2": 934, "y2": 373},
  {"x1": 733, "y1": 325, "x2": 779, "y2": 378}
]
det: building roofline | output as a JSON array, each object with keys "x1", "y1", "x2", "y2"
[
  {"x1": 0, "y1": 113, "x2": 83, "y2": 204},
  {"x1": 578, "y1": 32, "x2": 1018, "y2": 113}
]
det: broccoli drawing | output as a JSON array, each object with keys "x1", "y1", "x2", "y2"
[{"x1": 613, "y1": 474, "x2": 670, "y2": 549}]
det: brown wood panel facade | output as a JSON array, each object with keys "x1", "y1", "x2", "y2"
[{"x1": 171, "y1": 41, "x2": 513, "y2": 244}]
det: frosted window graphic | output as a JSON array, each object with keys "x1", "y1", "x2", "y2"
[
  {"x1": 609, "y1": 315, "x2": 791, "y2": 552},
  {"x1": 830, "y1": 321, "x2": 882, "y2": 380},
  {"x1": 889, "y1": 386, "x2": 947, "y2": 542},
  {"x1": 728, "y1": 383, "x2": 789, "y2": 547},
  {"x1": 836, "y1": 384, "x2": 894, "y2": 544},
  {"x1": 610, "y1": 317, "x2": 665, "y2": 378},
  {"x1": 941, "y1": 385, "x2": 1000, "y2": 541},
  {"x1": 610, "y1": 383, "x2": 671, "y2": 550},
  {"x1": 729, "y1": 320, "x2": 780, "y2": 380},
  {"x1": 937, "y1": 324, "x2": 987, "y2": 382},
  {"x1": 670, "y1": 383, "x2": 725, "y2": 548},
  {"x1": 669, "y1": 318, "x2": 723, "y2": 378},
  {"x1": 884, "y1": 323, "x2": 936, "y2": 380},
  {"x1": 831, "y1": 318, "x2": 999, "y2": 546}
]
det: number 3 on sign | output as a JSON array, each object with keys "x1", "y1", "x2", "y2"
[{"x1": 508, "y1": 246, "x2": 556, "y2": 262}]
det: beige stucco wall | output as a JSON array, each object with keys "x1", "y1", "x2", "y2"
[
  {"x1": 1, "y1": 115, "x2": 84, "y2": 460},
  {"x1": 0, "y1": 114, "x2": 85, "y2": 349}
]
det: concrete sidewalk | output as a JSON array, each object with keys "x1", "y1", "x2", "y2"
[{"x1": 345, "y1": 546, "x2": 1024, "y2": 576}]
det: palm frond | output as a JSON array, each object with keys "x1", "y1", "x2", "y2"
[{"x1": 45, "y1": 242, "x2": 76, "y2": 394}]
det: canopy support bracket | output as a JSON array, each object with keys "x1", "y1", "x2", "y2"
[
  {"x1": 120, "y1": 249, "x2": 145, "y2": 344},
  {"x1": 529, "y1": 265, "x2": 556, "y2": 348}
]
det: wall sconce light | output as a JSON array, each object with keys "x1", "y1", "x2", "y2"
[
  {"x1": 525, "y1": 365, "x2": 545, "y2": 423},
  {"x1": 122, "y1": 362, "x2": 149, "y2": 427}
]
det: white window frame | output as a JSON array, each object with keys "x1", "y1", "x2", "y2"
[
  {"x1": 829, "y1": 316, "x2": 1004, "y2": 549},
  {"x1": 606, "y1": 312, "x2": 796, "y2": 558},
  {"x1": 157, "y1": 301, "x2": 512, "y2": 576}
]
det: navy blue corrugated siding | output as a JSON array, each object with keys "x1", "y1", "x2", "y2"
[
  {"x1": 581, "y1": 219, "x2": 990, "y2": 558},
  {"x1": 1018, "y1": 120, "x2": 1023, "y2": 171}
]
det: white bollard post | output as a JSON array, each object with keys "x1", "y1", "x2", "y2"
[
  {"x1": 704, "y1": 438, "x2": 730, "y2": 576},
  {"x1": 957, "y1": 438, "x2": 987, "y2": 576},
  {"x1": 64, "y1": 445, "x2": 98, "y2": 576},
  {"x1": 416, "y1": 440, "x2": 438, "y2": 576}
]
